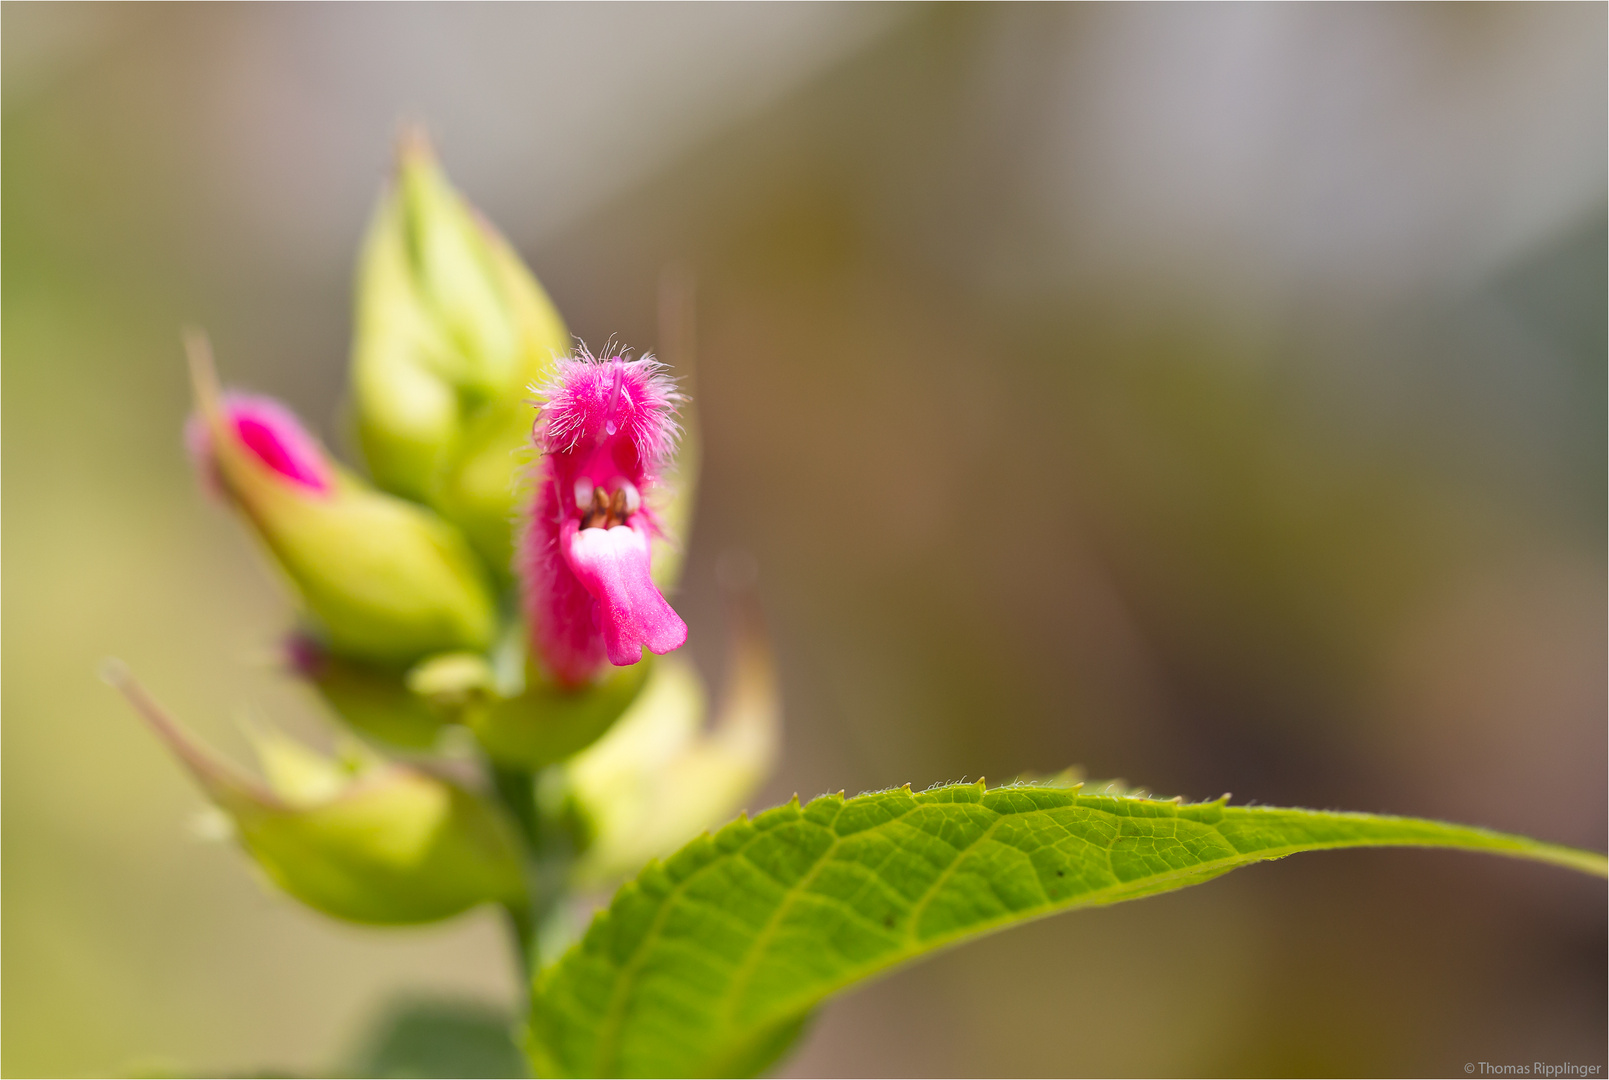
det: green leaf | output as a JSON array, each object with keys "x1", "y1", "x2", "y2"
[{"x1": 528, "y1": 779, "x2": 1607, "y2": 1078}]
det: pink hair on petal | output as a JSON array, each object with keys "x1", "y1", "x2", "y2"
[
  {"x1": 186, "y1": 393, "x2": 333, "y2": 495},
  {"x1": 533, "y1": 347, "x2": 681, "y2": 475}
]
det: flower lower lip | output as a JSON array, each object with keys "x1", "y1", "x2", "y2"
[{"x1": 561, "y1": 519, "x2": 688, "y2": 666}]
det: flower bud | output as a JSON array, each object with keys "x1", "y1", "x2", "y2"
[
  {"x1": 186, "y1": 333, "x2": 497, "y2": 666},
  {"x1": 106, "y1": 664, "x2": 527, "y2": 924},
  {"x1": 351, "y1": 130, "x2": 569, "y2": 571}
]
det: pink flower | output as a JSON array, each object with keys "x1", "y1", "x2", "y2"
[
  {"x1": 186, "y1": 393, "x2": 333, "y2": 496},
  {"x1": 520, "y1": 348, "x2": 687, "y2": 686}
]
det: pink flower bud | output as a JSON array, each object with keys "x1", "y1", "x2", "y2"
[
  {"x1": 520, "y1": 348, "x2": 688, "y2": 686},
  {"x1": 186, "y1": 392, "x2": 333, "y2": 496},
  {"x1": 180, "y1": 333, "x2": 497, "y2": 664}
]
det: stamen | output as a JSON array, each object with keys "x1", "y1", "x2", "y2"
[
  {"x1": 581, "y1": 485, "x2": 612, "y2": 530},
  {"x1": 618, "y1": 480, "x2": 641, "y2": 516},
  {"x1": 608, "y1": 486, "x2": 628, "y2": 523},
  {"x1": 574, "y1": 477, "x2": 594, "y2": 512}
]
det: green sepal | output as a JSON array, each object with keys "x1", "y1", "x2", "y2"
[
  {"x1": 428, "y1": 396, "x2": 537, "y2": 576},
  {"x1": 469, "y1": 659, "x2": 654, "y2": 771},
  {"x1": 350, "y1": 189, "x2": 461, "y2": 503},
  {"x1": 110, "y1": 666, "x2": 527, "y2": 925}
]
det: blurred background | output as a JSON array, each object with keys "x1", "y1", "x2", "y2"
[{"x1": 3, "y1": 3, "x2": 1604, "y2": 1076}]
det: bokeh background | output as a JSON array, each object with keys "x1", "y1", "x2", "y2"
[{"x1": 4, "y1": 4, "x2": 1605, "y2": 1077}]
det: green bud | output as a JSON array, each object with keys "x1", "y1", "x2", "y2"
[
  {"x1": 286, "y1": 636, "x2": 447, "y2": 751},
  {"x1": 107, "y1": 665, "x2": 527, "y2": 925},
  {"x1": 187, "y1": 334, "x2": 498, "y2": 666},
  {"x1": 468, "y1": 656, "x2": 653, "y2": 771},
  {"x1": 564, "y1": 597, "x2": 780, "y2": 886},
  {"x1": 351, "y1": 130, "x2": 569, "y2": 571},
  {"x1": 405, "y1": 650, "x2": 498, "y2": 710}
]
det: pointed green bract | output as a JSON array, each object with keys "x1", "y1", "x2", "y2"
[
  {"x1": 528, "y1": 780, "x2": 1607, "y2": 1078},
  {"x1": 110, "y1": 667, "x2": 528, "y2": 925},
  {"x1": 237, "y1": 467, "x2": 499, "y2": 664},
  {"x1": 565, "y1": 622, "x2": 779, "y2": 888},
  {"x1": 223, "y1": 764, "x2": 529, "y2": 925},
  {"x1": 351, "y1": 131, "x2": 569, "y2": 573}
]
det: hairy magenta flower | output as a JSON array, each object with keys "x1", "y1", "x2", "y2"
[{"x1": 521, "y1": 348, "x2": 688, "y2": 686}]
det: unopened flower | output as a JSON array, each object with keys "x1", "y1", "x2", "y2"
[
  {"x1": 186, "y1": 333, "x2": 497, "y2": 665},
  {"x1": 351, "y1": 130, "x2": 568, "y2": 572},
  {"x1": 520, "y1": 348, "x2": 688, "y2": 687},
  {"x1": 186, "y1": 392, "x2": 333, "y2": 496}
]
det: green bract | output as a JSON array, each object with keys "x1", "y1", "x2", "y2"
[
  {"x1": 564, "y1": 620, "x2": 779, "y2": 887},
  {"x1": 351, "y1": 130, "x2": 570, "y2": 572},
  {"x1": 110, "y1": 667, "x2": 528, "y2": 925},
  {"x1": 529, "y1": 779, "x2": 1608, "y2": 1078}
]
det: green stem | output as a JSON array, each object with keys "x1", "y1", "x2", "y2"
[
  {"x1": 502, "y1": 901, "x2": 539, "y2": 987},
  {"x1": 491, "y1": 764, "x2": 544, "y2": 991},
  {"x1": 491, "y1": 763, "x2": 543, "y2": 849}
]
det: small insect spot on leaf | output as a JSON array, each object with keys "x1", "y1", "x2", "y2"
[
  {"x1": 882, "y1": 915, "x2": 895, "y2": 928},
  {"x1": 1056, "y1": 870, "x2": 1065, "y2": 877}
]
